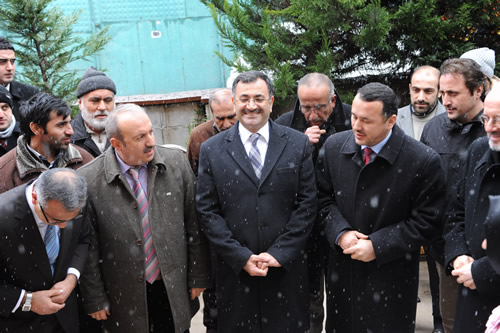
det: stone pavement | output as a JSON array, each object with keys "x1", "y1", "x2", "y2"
[{"x1": 190, "y1": 261, "x2": 435, "y2": 332}]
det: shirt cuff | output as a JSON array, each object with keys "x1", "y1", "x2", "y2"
[
  {"x1": 67, "y1": 267, "x2": 80, "y2": 280},
  {"x1": 12, "y1": 289, "x2": 25, "y2": 313}
]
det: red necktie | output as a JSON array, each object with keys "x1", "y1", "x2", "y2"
[{"x1": 363, "y1": 147, "x2": 374, "y2": 165}]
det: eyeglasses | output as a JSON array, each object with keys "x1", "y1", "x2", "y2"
[
  {"x1": 480, "y1": 115, "x2": 500, "y2": 126},
  {"x1": 299, "y1": 104, "x2": 328, "y2": 114},
  {"x1": 237, "y1": 97, "x2": 268, "y2": 105},
  {"x1": 0, "y1": 58, "x2": 15, "y2": 65},
  {"x1": 39, "y1": 202, "x2": 82, "y2": 225},
  {"x1": 215, "y1": 113, "x2": 237, "y2": 121}
]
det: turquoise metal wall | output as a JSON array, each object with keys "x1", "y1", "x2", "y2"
[{"x1": 50, "y1": 0, "x2": 231, "y2": 96}]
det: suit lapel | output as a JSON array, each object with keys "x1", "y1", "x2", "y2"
[
  {"x1": 225, "y1": 125, "x2": 260, "y2": 186},
  {"x1": 55, "y1": 222, "x2": 73, "y2": 280},
  {"x1": 13, "y1": 193, "x2": 53, "y2": 282},
  {"x1": 259, "y1": 122, "x2": 287, "y2": 184}
]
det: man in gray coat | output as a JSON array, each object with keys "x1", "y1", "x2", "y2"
[
  {"x1": 79, "y1": 104, "x2": 211, "y2": 333},
  {"x1": 397, "y1": 66, "x2": 445, "y2": 141}
]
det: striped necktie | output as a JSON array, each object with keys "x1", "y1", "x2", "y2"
[
  {"x1": 44, "y1": 225, "x2": 59, "y2": 275},
  {"x1": 248, "y1": 133, "x2": 263, "y2": 179},
  {"x1": 128, "y1": 167, "x2": 160, "y2": 283}
]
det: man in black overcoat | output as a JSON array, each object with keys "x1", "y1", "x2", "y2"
[
  {"x1": 444, "y1": 87, "x2": 500, "y2": 333},
  {"x1": 196, "y1": 70, "x2": 317, "y2": 333},
  {"x1": 316, "y1": 82, "x2": 446, "y2": 332}
]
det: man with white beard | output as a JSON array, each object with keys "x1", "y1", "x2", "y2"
[{"x1": 71, "y1": 67, "x2": 116, "y2": 157}]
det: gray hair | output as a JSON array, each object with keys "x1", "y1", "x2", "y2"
[
  {"x1": 232, "y1": 70, "x2": 274, "y2": 98},
  {"x1": 298, "y1": 73, "x2": 336, "y2": 100},
  {"x1": 36, "y1": 168, "x2": 87, "y2": 211},
  {"x1": 106, "y1": 103, "x2": 148, "y2": 141},
  {"x1": 209, "y1": 88, "x2": 232, "y2": 111}
]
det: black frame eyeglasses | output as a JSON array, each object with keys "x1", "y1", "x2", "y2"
[{"x1": 39, "y1": 202, "x2": 82, "y2": 225}]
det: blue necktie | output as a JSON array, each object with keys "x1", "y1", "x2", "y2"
[{"x1": 44, "y1": 225, "x2": 59, "y2": 275}]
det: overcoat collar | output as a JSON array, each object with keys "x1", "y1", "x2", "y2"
[
  {"x1": 103, "y1": 145, "x2": 167, "y2": 185},
  {"x1": 340, "y1": 125, "x2": 405, "y2": 167},
  {"x1": 224, "y1": 120, "x2": 287, "y2": 187}
]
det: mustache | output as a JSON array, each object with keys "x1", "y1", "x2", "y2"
[
  {"x1": 144, "y1": 146, "x2": 154, "y2": 153},
  {"x1": 93, "y1": 110, "x2": 109, "y2": 118}
]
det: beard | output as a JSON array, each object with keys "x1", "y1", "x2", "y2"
[
  {"x1": 81, "y1": 105, "x2": 111, "y2": 131},
  {"x1": 489, "y1": 135, "x2": 500, "y2": 152}
]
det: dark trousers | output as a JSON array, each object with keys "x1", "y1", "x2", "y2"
[
  {"x1": 147, "y1": 279, "x2": 175, "y2": 333},
  {"x1": 424, "y1": 246, "x2": 443, "y2": 330},
  {"x1": 42, "y1": 314, "x2": 65, "y2": 333}
]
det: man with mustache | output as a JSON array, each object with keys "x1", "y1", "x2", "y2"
[
  {"x1": 78, "y1": 104, "x2": 210, "y2": 333},
  {"x1": 196, "y1": 70, "x2": 317, "y2": 332},
  {"x1": 187, "y1": 88, "x2": 236, "y2": 176},
  {"x1": 397, "y1": 65, "x2": 446, "y2": 333},
  {"x1": 420, "y1": 58, "x2": 486, "y2": 333},
  {"x1": 0, "y1": 92, "x2": 93, "y2": 193},
  {"x1": 71, "y1": 67, "x2": 116, "y2": 157},
  {"x1": 443, "y1": 87, "x2": 500, "y2": 332},
  {"x1": 0, "y1": 85, "x2": 21, "y2": 157},
  {"x1": 275, "y1": 72, "x2": 351, "y2": 333},
  {"x1": 397, "y1": 66, "x2": 445, "y2": 140}
]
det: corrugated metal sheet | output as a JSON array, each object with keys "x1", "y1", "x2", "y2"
[{"x1": 43, "y1": 0, "x2": 231, "y2": 96}]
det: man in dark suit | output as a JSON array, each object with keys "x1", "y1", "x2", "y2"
[
  {"x1": 316, "y1": 82, "x2": 446, "y2": 332},
  {"x1": 0, "y1": 168, "x2": 90, "y2": 332},
  {"x1": 0, "y1": 38, "x2": 39, "y2": 121},
  {"x1": 196, "y1": 70, "x2": 317, "y2": 333}
]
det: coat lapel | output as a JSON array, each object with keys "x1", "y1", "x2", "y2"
[
  {"x1": 54, "y1": 222, "x2": 73, "y2": 280},
  {"x1": 225, "y1": 125, "x2": 260, "y2": 186},
  {"x1": 13, "y1": 192, "x2": 53, "y2": 282},
  {"x1": 259, "y1": 121, "x2": 287, "y2": 184}
]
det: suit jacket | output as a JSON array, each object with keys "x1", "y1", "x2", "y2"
[
  {"x1": 397, "y1": 102, "x2": 446, "y2": 139},
  {"x1": 9, "y1": 80, "x2": 39, "y2": 121},
  {"x1": 78, "y1": 145, "x2": 211, "y2": 333},
  {"x1": 0, "y1": 184, "x2": 90, "y2": 333},
  {"x1": 196, "y1": 120, "x2": 317, "y2": 333},
  {"x1": 316, "y1": 126, "x2": 446, "y2": 333}
]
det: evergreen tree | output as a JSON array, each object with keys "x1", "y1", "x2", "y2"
[
  {"x1": 0, "y1": 0, "x2": 110, "y2": 100},
  {"x1": 202, "y1": 0, "x2": 500, "y2": 102}
]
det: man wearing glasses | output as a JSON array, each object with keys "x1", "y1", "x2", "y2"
[
  {"x1": 197, "y1": 71, "x2": 317, "y2": 332},
  {"x1": 421, "y1": 58, "x2": 486, "y2": 333},
  {"x1": 275, "y1": 73, "x2": 352, "y2": 332},
  {"x1": 187, "y1": 88, "x2": 237, "y2": 176},
  {"x1": 0, "y1": 37, "x2": 39, "y2": 121},
  {"x1": 0, "y1": 168, "x2": 90, "y2": 332}
]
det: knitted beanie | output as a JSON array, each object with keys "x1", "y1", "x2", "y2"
[
  {"x1": 77, "y1": 67, "x2": 116, "y2": 98},
  {"x1": 460, "y1": 47, "x2": 496, "y2": 79},
  {"x1": 0, "y1": 85, "x2": 13, "y2": 108}
]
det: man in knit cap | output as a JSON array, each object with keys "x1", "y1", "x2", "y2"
[
  {"x1": 0, "y1": 85, "x2": 20, "y2": 157},
  {"x1": 0, "y1": 37, "x2": 39, "y2": 121},
  {"x1": 461, "y1": 47, "x2": 499, "y2": 95},
  {"x1": 71, "y1": 67, "x2": 116, "y2": 157}
]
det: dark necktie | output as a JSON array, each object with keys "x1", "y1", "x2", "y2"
[
  {"x1": 363, "y1": 147, "x2": 374, "y2": 165},
  {"x1": 44, "y1": 225, "x2": 59, "y2": 275},
  {"x1": 128, "y1": 167, "x2": 160, "y2": 283}
]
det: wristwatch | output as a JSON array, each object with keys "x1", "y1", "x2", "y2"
[{"x1": 22, "y1": 291, "x2": 32, "y2": 311}]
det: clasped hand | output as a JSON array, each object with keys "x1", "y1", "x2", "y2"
[
  {"x1": 339, "y1": 230, "x2": 376, "y2": 262},
  {"x1": 243, "y1": 252, "x2": 281, "y2": 276}
]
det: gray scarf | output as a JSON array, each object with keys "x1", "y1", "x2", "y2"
[{"x1": 0, "y1": 116, "x2": 16, "y2": 138}]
